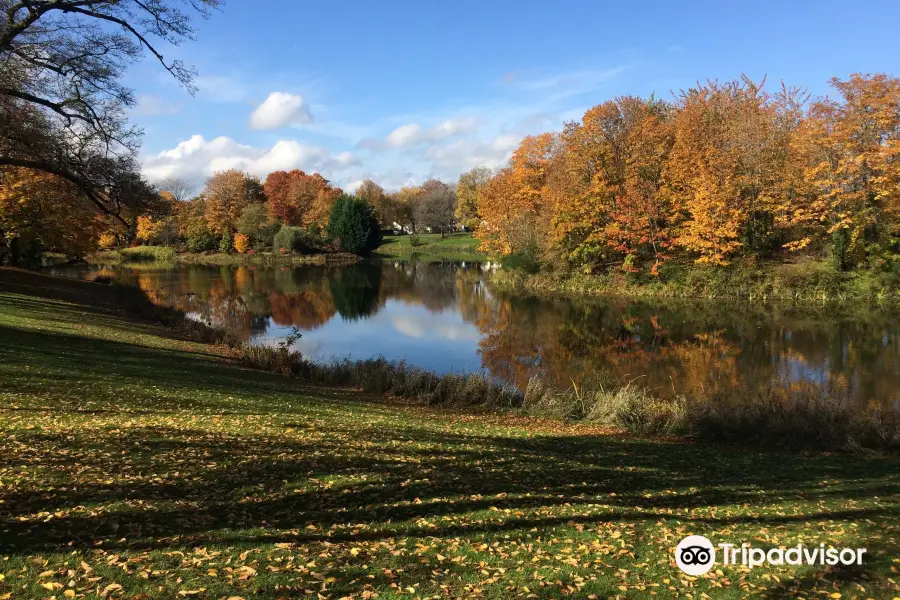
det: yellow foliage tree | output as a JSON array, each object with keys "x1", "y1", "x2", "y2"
[
  {"x1": 664, "y1": 78, "x2": 796, "y2": 265},
  {"x1": 136, "y1": 215, "x2": 166, "y2": 244},
  {"x1": 233, "y1": 233, "x2": 251, "y2": 254},
  {"x1": 788, "y1": 73, "x2": 900, "y2": 268},
  {"x1": 0, "y1": 167, "x2": 103, "y2": 265},
  {"x1": 476, "y1": 133, "x2": 555, "y2": 255}
]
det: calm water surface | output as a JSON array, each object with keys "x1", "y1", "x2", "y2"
[{"x1": 52, "y1": 260, "x2": 900, "y2": 413}]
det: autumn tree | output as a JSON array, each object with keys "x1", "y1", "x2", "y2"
[
  {"x1": 263, "y1": 170, "x2": 340, "y2": 230},
  {"x1": 0, "y1": 167, "x2": 104, "y2": 265},
  {"x1": 789, "y1": 74, "x2": 900, "y2": 269},
  {"x1": 204, "y1": 170, "x2": 265, "y2": 235},
  {"x1": 136, "y1": 216, "x2": 166, "y2": 245},
  {"x1": 545, "y1": 99, "x2": 648, "y2": 269},
  {"x1": 476, "y1": 133, "x2": 555, "y2": 256},
  {"x1": 456, "y1": 166, "x2": 491, "y2": 230},
  {"x1": 391, "y1": 186, "x2": 425, "y2": 233},
  {"x1": 174, "y1": 196, "x2": 216, "y2": 251},
  {"x1": 664, "y1": 78, "x2": 797, "y2": 265},
  {"x1": 355, "y1": 179, "x2": 393, "y2": 227},
  {"x1": 603, "y1": 99, "x2": 677, "y2": 274},
  {"x1": 233, "y1": 233, "x2": 251, "y2": 254}
]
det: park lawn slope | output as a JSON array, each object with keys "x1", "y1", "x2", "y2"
[
  {"x1": 0, "y1": 270, "x2": 899, "y2": 599},
  {"x1": 376, "y1": 232, "x2": 487, "y2": 261}
]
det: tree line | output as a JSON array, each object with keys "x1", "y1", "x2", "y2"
[
  {"x1": 462, "y1": 74, "x2": 900, "y2": 275},
  {"x1": 127, "y1": 169, "x2": 463, "y2": 254}
]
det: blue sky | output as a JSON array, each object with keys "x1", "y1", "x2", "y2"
[{"x1": 131, "y1": 0, "x2": 900, "y2": 193}]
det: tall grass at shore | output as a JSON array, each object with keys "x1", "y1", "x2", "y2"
[
  {"x1": 239, "y1": 345, "x2": 520, "y2": 408},
  {"x1": 521, "y1": 377, "x2": 899, "y2": 451},
  {"x1": 88, "y1": 247, "x2": 358, "y2": 266},
  {"x1": 111, "y1": 246, "x2": 177, "y2": 263},
  {"x1": 239, "y1": 341, "x2": 900, "y2": 452}
]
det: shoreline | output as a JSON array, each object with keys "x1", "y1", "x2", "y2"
[
  {"x1": 86, "y1": 249, "x2": 361, "y2": 267},
  {"x1": 489, "y1": 260, "x2": 900, "y2": 306}
]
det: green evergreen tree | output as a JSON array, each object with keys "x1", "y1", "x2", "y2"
[{"x1": 326, "y1": 194, "x2": 381, "y2": 254}]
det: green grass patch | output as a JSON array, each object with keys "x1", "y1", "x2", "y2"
[
  {"x1": 376, "y1": 232, "x2": 487, "y2": 260},
  {"x1": 1, "y1": 269, "x2": 899, "y2": 598}
]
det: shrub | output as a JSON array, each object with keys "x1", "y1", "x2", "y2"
[
  {"x1": 98, "y1": 233, "x2": 117, "y2": 249},
  {"x1": 186, "y1": 229, "x2": 218, "y2": 252},
  {"x1": 409, "y1": 234, "x2": 421, "y2": 247},
  {"x1": 117, "y1": 246, "x2": 176, "y2": 263},
  {"x1": 274, "y1": 225, "x2": 322, "y2": 254},
  {"x1": 501, "y1": 250, "x2": 540, "y2": 274},
  {"x1": 219, "y1": 230, "x2": 233, "y2": 254},
  {"x1": 326, "y1": 194, "x2": 381, "y2": 254},
  {"x1": 233, "y1": 233, "x2": 250, "y2": 254}
]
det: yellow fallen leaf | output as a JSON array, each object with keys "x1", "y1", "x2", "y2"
[
  {"x1": 64, "y1": 590, "x2": 76, "y2": 599},
  {"x1": 39, "y1": 570, "x2": 55, "y2": 577},
  {"x1": 830, "y1": 595, "x2": 842, "y2": 599}
]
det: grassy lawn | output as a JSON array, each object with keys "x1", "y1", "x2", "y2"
[
  {"x1": 377, "y1": 232, "x2": 486, "y2": 260},
  {"x1": 0, "y1": 271, "x2": 898, "y2": 599}
]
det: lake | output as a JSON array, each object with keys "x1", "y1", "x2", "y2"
[{"x1": 52, "y1": 260, "x2": 900, "y2": 414}]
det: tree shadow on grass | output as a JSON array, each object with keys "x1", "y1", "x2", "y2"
[
  {"x1": 2, "y1": 421, "x2": 897, "y2": 547},
  {"x1": 1, "y1": 420, "x2": 896, "y2": 596}
]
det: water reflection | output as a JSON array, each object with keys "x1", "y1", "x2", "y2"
[{"x1": 54, "y1": 261, "x2": 900, "y2": 413}]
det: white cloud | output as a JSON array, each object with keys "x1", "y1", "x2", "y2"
[
  {"x1": 249, "y1": 92, "x2": 313, "y2": 130},
  {"x1": 359, "y1": 118, "x2": 478, "y2": 149},
  {"x1": 422, "y1": 134, "x2": 522, "y2": 173},
  {"x1": 386, "y1": 123, "x2": 422, "y2": 146},
  {"x1": 142, "y1": 135, "x2": 359, "y2": 188}
]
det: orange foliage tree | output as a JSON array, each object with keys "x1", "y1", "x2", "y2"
[
  {"x1": 475, "y1": 133, "x2": 555, "y2": 255},
  {"x1": 789, "y1": 74, "x2": 900, "y2": 269},
  {"x1": 204, "y1": 170, "x2": 265, "y2": 235},
  {"x1": 0, "y1": 167, "x2": 104, "y2": 265},
  {"x1": 264, "y1": 170, "x2": 340, "y2": 229},
  {"x1": 664, "y1": 78, "x2": 797, "y2": 265}
]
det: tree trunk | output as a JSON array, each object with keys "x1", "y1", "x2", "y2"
[{"x1": 8, "y1": 237, "x2": 20, "y2": 267}]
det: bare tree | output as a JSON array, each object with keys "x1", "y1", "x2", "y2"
[
  {"x1": 161, "y1": 177, "x2": 196, "y2": 202},
  {"x1": 415, "y1": 179, "x2": 457, "y2": 238},
  {"x1": 0, "y1": 0, "x2": 222, "y2": 227}
]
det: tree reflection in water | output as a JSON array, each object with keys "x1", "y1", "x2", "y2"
[{"x1": 58, "y1": 261, "x2": 900, "y2": 414}]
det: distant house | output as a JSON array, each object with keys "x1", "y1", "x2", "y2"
[{"x1": 391, "y1": 222, "x2": 414, "y2": 234}]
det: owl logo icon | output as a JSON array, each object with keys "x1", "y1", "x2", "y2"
[{"x1": 675, "y1": 535, "x2": 716, "y2": 575}]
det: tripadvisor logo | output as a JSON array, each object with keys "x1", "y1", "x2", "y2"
[
  {"x1": 674, "y1": 535, "x2": 867, "y2": 575},
  {"x1": 676, "y1": 535, "x2": 716, "y2": 576}
]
